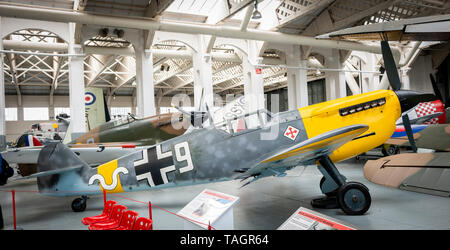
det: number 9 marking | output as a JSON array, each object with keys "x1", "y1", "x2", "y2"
[{"x1": 174, "y1": 141, "x2": 194, "y2": 173}]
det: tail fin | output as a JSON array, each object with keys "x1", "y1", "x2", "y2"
[
  {"x1": 85, "y1": 87, "x2": 107, "y2": 130},
  {"x1": 14, "y1": 134, "x2": 43, "y2": 147},
  {"x1": 35, "y1": 142, "x2": 93, "y2": 196}
]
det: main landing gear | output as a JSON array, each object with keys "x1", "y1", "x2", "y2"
[
  {"x1": 71, "y1": 196, "x2": 88, "y2": 212},
  {"x1": 311, "y1": 156, "x2": 371, "y2": 215}
]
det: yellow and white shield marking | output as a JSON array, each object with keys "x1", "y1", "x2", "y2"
[{"x1": 88, "y1": 159, "x2": 128, "y2": 193}]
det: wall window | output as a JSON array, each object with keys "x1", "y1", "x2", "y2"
[
  {"x1": 308, "y1": 79, "x2": 326, "y2": 105},
  {"x1": 54, "y1": 107, "x2": 71, "y2": 118},
  {"x1": 160, "y1": 107, "x2": 178, "y2": 114},
  {"x1": 160, "y1": 106, "x2": 194, "y2": 114},
  {"x1": 110, "y1": 107, "x2": 132, "y2": 118},
  {"x1": 5, "y1": 108, "x2": 18, "y2": 121},
  {"x1": 24, "y1": 107, "x2": 49, "y2": 121}
]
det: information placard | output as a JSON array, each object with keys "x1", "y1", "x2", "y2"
[
  {"x1": 277, "y1": 207, "x2": 358, "y2": 230},
  {"x1": 177, "y1": 189, "x2": 239, "y2": 229}
]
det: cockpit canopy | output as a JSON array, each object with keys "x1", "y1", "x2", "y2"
[{"x1": 210, "y1": 109, "x2": 274, "y2": 135}]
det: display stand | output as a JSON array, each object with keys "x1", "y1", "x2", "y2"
[
  {"x1": 277, "y1": 207, "x2": 358, "y2": 230},
  {"x1": 177, "y1": 189, "x2": 239, "y2": 230}
]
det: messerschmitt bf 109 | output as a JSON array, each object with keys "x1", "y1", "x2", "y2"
[{"x1": 11, "y1": 41, "x2": 437, "y2": 216}]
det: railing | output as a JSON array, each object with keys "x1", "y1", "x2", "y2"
[{"x1": 0, "y1": 188, "x2": 215, "y2": 230}]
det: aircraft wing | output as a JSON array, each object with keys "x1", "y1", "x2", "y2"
[
  {"x1": 317, "y1": 14, "x2": 450, "y2": 41},
  {"x1": 385, "y1": 124, "x2": 450, "y2": 151},
  {"x1": 364, "y1": 153, "x2": 450, "y2": 197},
  {"x1": 237, "y1": 124, "x2": 369, "y2": 183}
]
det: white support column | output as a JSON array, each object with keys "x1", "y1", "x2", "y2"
[
  {"x1": 0, "y1": 18, "x2": 6, "y2": 149},
  {"x1": 135, "y1": 46, "x2": 156, "y2": 118},
  {"x1": 286, "y1": 45, "x2": 308, "y2": 108},
  {"x1": 401, "y1": 67, "x2": 411, "y2": 90},
  {"x1": 192, "y1": 35, "x2": 214, "y2": 110},
  {"x1": 68, "y1": 44, "x2": 86, "y2": 138},
  {"x1": 325, "y1": 49, "x2": 346, "y2": 100},
  {"x1": 243, "y1": 40, "x2": 265, "y2": 113}
]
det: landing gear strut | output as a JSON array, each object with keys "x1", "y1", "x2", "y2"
[
  {"x1": 71, "y1": 196, "x2": 88, "y2": 212},
  {"x1": 311, "y1": 156, "x2": 371, "y2": 215}
]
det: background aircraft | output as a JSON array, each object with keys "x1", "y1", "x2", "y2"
[
  {"x1": 381, "y1": 98, "x2": 446, "y2": 156},
  {"x1": 386, "y1": 123, "x2": 450, "y2": 152},
  {"x1": 69, "y1": 112, "x2": 189, "y2": 146},
  {"x1": 0, "y1": 88, "x2": 190, "y2": 181},
  {"x1": 364, "y1": 152, "x2": 450, "y2": 197}
]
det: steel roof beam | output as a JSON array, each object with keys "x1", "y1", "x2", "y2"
[{"x1": 0, "y1": 2, "x2": 388, "y2": 55}]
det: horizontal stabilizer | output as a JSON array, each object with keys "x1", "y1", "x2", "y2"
[{"x1": 18, "y1": 165, "x2": 84, "y2": 180}]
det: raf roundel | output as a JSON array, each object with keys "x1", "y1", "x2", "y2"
[
  {"x1": 284, "y1": 125, "x2": 300, "y2": 141},
  {"x1": 85, "y1": 92, "x2": 96, "y2": 106}
]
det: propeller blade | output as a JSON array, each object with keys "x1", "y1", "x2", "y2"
[
  {"x1": 381, "y1": 41, "x2": 402, "y2": 91},
  {"x1": 205, "y1": 102, "x2": 214, "y2": 125},
  {"x1": 171, "y1": 103, "x2": 191, "y2": 117},
  {"x1": 197, "y1": 88, "x2": 205, "y2": 112},
  {"x1": 401, "y1": 114, "x2": 417, "y2": 153}
]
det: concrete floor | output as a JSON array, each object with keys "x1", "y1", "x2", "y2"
[{"x1": 1, "y1": 153, "x2": 449, "y2": 230}]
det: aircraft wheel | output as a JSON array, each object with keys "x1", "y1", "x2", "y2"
[
  {"x1": 382, "y1": 145, "x2": 399, "y2": 156},
  {"x1": 71, "y1": 197, "x2": 87, "y2": 212},
  {"x1": 319, "y1": 177, "x2": 338, "y2": 197},
  {"x1": 337, "y1": 182, "x2": 371, "y2": 215}
]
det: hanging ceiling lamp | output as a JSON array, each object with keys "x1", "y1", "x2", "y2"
[{"x1": 252, "y1": 0, "x2": 262, "y2": 19}]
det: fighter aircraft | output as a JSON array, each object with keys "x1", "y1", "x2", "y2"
[
  {"x1": 13, "y1": 36, "x2": 437, "y2": 216},
  {"x1": 69, "y1": 112, "x2": 189, "y2": 146},
  {"x1": 10, "y1": 87, "x2": 107, "y2": 148},
  {"x1": 381, "y1": 98, "x2": 446, "y2": 156},
  {"x1": 1, "y1": 95, "x2": 190, "y2": 180}
]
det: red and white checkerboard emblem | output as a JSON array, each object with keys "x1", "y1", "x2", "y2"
[
  {"x1": 415, "y1": 100, "x2": 444, "y2": 124},
  {"x1": 284, "y1": 126, "x2": 299, "y2": 141}
]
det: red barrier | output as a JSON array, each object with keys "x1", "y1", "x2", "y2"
[
  {"x1": 148, "y1": 202, "x2": 153, "y2": 230},
  {"x1": 11, "y1": 190, "x2": 16, "y2": 230},
  {"x1": 0, "y1": 188, "x2": 216, "y2": 230}
]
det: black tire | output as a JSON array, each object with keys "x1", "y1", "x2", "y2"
[
  {"x1": 382, "y1": 145, "x2": 399, "y2": 156},
  {"x1": 337, "y1": 182, "x2": 371, "y2": 215},
  {"x1": 319, "y1": 177, "x2": 338, "y2": 197},
  {"x1": 71, "y1": 198, "x2": 87, "y2": 212}
]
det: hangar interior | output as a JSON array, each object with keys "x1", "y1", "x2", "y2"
[{"x1": 0, "y1": 0, "x2": 449, "y2": 230}]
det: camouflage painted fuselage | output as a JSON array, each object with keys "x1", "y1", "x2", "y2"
[
  {"x1": 385, "y1": 124, "x2": 450, "y2": 151},
  {"x1": 38, "y1": 90, "x2": 402, "y2": 197},
  {"x1": 70, "y1": 113, "x2": 190, "y2": 146}
]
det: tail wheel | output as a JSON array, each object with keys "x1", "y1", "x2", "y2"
[
  {"x1": 71, "y1": 197, "x2": 87, "y2": 212},
  {"x1": 337, "y1": 182, "x2": 371, "y2": 215}
]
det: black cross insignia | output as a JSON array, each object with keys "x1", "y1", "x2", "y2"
[{"x1": 133, "y1": 145, "x2": 175, "y2": 187}]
